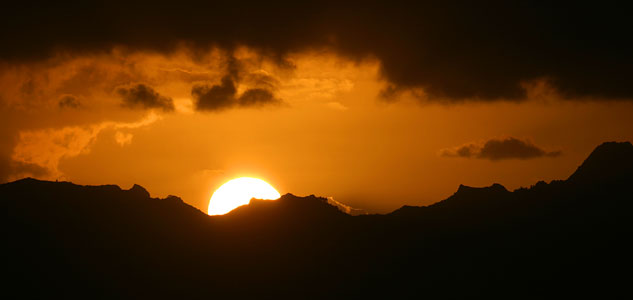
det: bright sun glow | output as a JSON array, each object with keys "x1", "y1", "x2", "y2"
[{"x1": 208, "y1": 177, "x2": 281, "y2": 215}]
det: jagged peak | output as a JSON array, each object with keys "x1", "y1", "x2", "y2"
[
  {"x1": 277, "y1": 193, "x2": 329, "y2": 203},
  {"x1": 455, "y1": 183, "x2": 508, "y2": 195},
  {"x1": 163, "y1": 195, "x2": 184, "y2": 203},
  {"x1": 128, "y1": 184, "x2": 150, "y2": 198},
  {"x1": 227, "y1": 193, "x2": 348, "y2": 219}
]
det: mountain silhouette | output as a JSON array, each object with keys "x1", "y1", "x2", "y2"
[
  {"x1": 567, "y1": 141, "x2": 633, "y2": 184},
  {"x1": 2, "y1": 142, "x2": 632, "y2": 298}
]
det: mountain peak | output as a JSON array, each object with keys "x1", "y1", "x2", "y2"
[
  {"x1": 128, "y1": 184, "x2": 150, "y2": 198},
  {"x1": 225, "y1": 193, "x2": 349, "y2": 221},
  {"x1": 391, "y1": 183, "x2": 511, "y2": 215},
  {"x1": 455, "y1": 183, "x2": 508, "y2": 196},
  {"x1": 568, "y1": 141, "x2": 633, "y2": 184},
  {"x1": 426, "y1": 183, "x2": 511, "y2": 210}
]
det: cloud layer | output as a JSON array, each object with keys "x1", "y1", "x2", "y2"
[
  {"x1": 440, "y1": 137, "x2": 561, "y2": 161},
  {"x1": 2, "y1": 2, "x2": 632, "y2": 101},
  {"x1": 116, "y1": 83, "x2": 174, "y2": 112}
]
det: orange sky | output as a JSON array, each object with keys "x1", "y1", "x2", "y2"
[{"x1": 2, "y1": 49, "x2": 633, "y2": 213}]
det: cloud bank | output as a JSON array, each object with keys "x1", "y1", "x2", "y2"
[
  {"x1": 440, "y1": 137, "x2": 562, "y2": 161},
  {"x1": 2, "y1": 1, "x2": 632, "y2": 101}
]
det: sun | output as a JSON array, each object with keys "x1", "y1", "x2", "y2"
[{"x1": 208, "y1": 177, "x2": 281, "y2": 215}]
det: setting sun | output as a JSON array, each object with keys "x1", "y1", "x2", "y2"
[{"x1": 208, "y1": 177, "x2": 281, "y2": 215}]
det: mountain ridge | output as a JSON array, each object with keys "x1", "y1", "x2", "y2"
[
  {"x1": 2, "y1": 141, "x2": 632, "y2": 298},
  {"x1": 7, "y1": 140, "x2": 631, "y2": 218}
]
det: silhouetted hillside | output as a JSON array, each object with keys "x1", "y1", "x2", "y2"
[
  {"x1": 2, "y1": 142, "x2": 632, "y2": 298},
  {"x1": 567, "y1": 141, "x2": 633, "y2": 184}
]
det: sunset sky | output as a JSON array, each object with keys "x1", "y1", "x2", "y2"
[{"x1": 2, "y1": 2, "x2": 632, "y2": 213}]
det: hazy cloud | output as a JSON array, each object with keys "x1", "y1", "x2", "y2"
[
  {"x1": 2, "y1": 2, "x2": 632, "y2": 102},
  {"x1": 58, "y1": 94, "x2": 81, "y2": 109},
  {"x1": 116, "y1": 83, "x2": 174, "y2": 112},
  {"x1": 11, "y1": 113, "x2": 160, "y2": 178},
  {"x1": 0, "y1": 155, "x2": 50, "y2": 182},
  {"x1": 245, "y1": 70, "x2": 281, "y2": 90},
  {"x1": 440, "y1": 137, "x2": 562, "y2": 161},
  {"x1": 114, "y1": 131, "x2": 133, "y2": 147},
  {"x1": 326, "y1": 102, "x2": 348, "y2": 111}
]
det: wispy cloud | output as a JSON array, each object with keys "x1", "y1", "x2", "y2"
[
  {"x1": 11, "y1": 113, "x2": 160, "y2": 178},
  {"x1": 327, "y1": 197, "x2": 366, "y2": 215}
]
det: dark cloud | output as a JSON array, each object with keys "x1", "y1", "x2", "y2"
[
  {"x1": 192, "y1": 76, "x2": 280, "y2": 111},
  {"x1": 116, "y1": 83, "x2": 174, "y2": 112},
  {"x1": 58, "y1": 94, "x2": 81, "y2": 109},
  {"x1": 238, "y1": 88, "x2": 280, "y2": 107},
  {"x1": 1, "y1": 2, "x2": 632, "y2": 101},
  {"x1": 440, "y1": 137, "x2": 562, "y2": 161},
  {"x1": 191, "y1": 76, "x2": 238, "y2": 111}
]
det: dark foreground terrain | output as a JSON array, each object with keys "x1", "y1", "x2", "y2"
[{"x1": 2, "y1": 142, "x2": 632, "y2": 298}]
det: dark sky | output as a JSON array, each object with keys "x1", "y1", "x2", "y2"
[{"x1": 3, "y1": 1, "x2": 632, "y2": 100}]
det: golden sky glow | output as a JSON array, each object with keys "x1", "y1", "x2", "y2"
[
  {"x1": 2, "y1": 48, "x2": 633, "y2": 213},
  {"x1": 3, "y1": 4, "x2": 632, "y2": 298}
]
